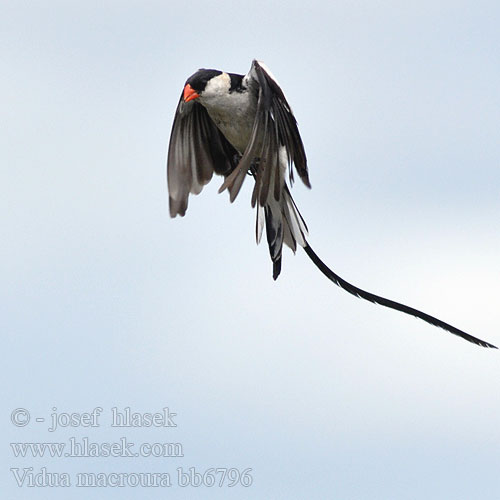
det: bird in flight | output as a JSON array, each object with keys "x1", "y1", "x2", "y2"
[{"x1": 167, "y1": 59, "x2": 496, "y2": 349}]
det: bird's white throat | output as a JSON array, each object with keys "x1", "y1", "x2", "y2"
[{"x1": 199, "y1": 73, "x2": 257, "y2": 154}]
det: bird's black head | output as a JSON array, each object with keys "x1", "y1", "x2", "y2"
[
  {"x1": 185, "y1": 69, "x2": 223, "y2": 93},
  {"x1": 183, "y1": 69, "x2": 223, "y2": 103}
]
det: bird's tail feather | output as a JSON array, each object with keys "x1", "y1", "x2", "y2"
[
  {"x1": 251, "y1": 176, "x2": 495, "y2": 347},
  {"x1": 256, "y1": 186, "x2": 308, "y2": 280},
  {"x1": 303, "y1": 244, "x2": 497, "y2": 348}
]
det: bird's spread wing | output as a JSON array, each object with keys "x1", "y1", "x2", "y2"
[
  {"x1": 219, "y1": 60, "x2": 311, "y2": 205},
  {"x1": 167, "y1": 94, "x2": 239, "y2": 217}
]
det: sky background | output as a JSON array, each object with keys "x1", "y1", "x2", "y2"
[{"x1": 2, "y1": 1, "x2": 500, "y2": 498}]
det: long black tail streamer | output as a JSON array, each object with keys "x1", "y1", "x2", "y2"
[{"x1": 303, "y1": 244, "x2": 497, "y2": 349}]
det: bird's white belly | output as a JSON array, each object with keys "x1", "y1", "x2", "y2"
[
  {"x1": 201, "y1": 92, "x2": 257, "y2": 154},
  {"x1": 207, "y1": 107, "x2": 255, "y2": 154}
]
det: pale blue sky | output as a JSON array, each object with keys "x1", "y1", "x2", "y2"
[{"x1": 3, "y1": 1, "x2": 500, "y2": 498}]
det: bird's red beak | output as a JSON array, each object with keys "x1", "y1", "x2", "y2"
[{"x1": 183, "y1": 83, "x2": 200, "y2": 103}]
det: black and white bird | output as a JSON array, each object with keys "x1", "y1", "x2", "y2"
[{"x1": 167, "y1": 59, "x2": 496, "y2": 349}]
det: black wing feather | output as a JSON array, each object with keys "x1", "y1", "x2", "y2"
[
  {"x1": 167, "y1": 95, "x2": 239, "y2": 217},
  {"x1": 253, "y1": 63, "x2": 309, "y2": 187},
  {"x1": 219, "y1": 60, "x2": 311, "y2": 203}
]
